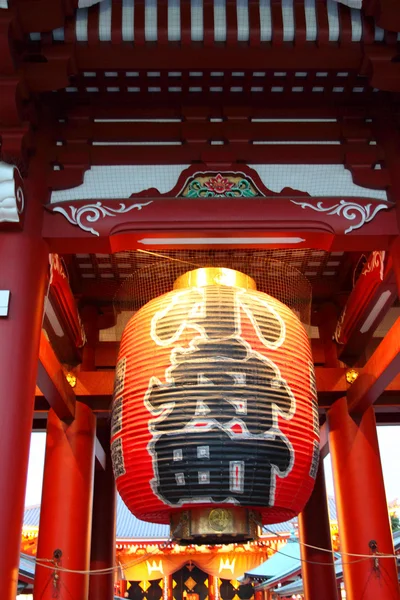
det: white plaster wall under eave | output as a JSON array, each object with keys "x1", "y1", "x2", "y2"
[{"x1": 50, "y1": 164, "x2": 388, "y2": 203}]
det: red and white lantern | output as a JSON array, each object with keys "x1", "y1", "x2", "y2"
[{"x1": 111, "y1": 268, "x2": 319, "y2": 541}]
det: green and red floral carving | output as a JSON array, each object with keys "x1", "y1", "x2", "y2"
[{"x1": 183, "y1": 173, "x2": 258, "y2": 198}]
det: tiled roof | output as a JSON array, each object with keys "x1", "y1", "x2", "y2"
[
  {"x1": 116, "y1": 496, "x2": 170, "y2": 539},
  {"x1": 24, "y1": 496, "x2": 170, "y2": 540},
  {"x1": 20, "y1": 553, "x2": 35, "y2": 578},
  {"x1": 262, "y1": 497, "x2": 337, "y2": 537},
  {"x1": 247, "y1": 538, "x2": 302, "y2": 589},
  {"x1": 23, "y1": 504, "x2": 41, "y2": 527}
]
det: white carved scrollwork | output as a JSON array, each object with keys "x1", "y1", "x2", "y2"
[
  {"x1": 361, "y1": 251, "x2": 385, "y2": 280},
  {"x1": 0, "y1": 161, "x2": 24, "y2": 224},
  {"x1": 290, "y1": 199, "x2": 389, "y2": 234},
  {"x1": 52, "y1": 201, "x2": 153, "y2": 236}
]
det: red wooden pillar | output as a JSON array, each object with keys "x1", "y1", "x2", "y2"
[
  {"x1": 0, "y1": 175, "x2": 48, "y2": 599},
  {"x1": 254, "y1": 591, "x2": 263, "y2": 600},
  {"x1": 328, "y1": 398, "x2": 400, "y2": 600},
  {"x1": 119, "y1": 580, "x2": 128, "y2": 597},
  {"x1": 298, "y1": 459, "x2": 338, "y2": 600},
  {"x1": 34, "y1": 401, "x2": 96, "y2": 599},
  {"x1": 208, "y1": 575, "x2": 218, "y2": 600},
  {"x1": 88, "y1": 425, "x2": 116, "y2": 600},
  {"x1": 163, "y1": 575, "x2": 173, "y2": 600}
]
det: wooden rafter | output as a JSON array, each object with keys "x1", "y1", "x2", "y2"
[
  {"x1": 347, "y1": 317, "x2": 400, "y2": 416},
  {"x1": 37, "y1": 332, "x2": 107, "y2": 469},
  {"x1": 37, "y1": 331, "x2": 76, "y2": 421}
]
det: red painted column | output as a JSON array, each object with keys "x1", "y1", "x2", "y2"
[
  {"x1": 298, "y1": 459, "x2": 338, "y2": 600},
  {"x1": 34, "y1": 401, "x2": 96, "y2": 599},
  {"x1": 88, "y1": 425, "x2": 116, "y2": 600},
  {"x1": 119, "y1": 580, "x2": 128, "y2": 597},
  {"x1": 0, "y1": 174, "x2": 48, "y2": 599},
  {"x1": 208, "y1": 575, "x2": 215, "y2": 600},
  {"x1": 163, "y1": 575, "x2": 173, "y2": 600},
  {"x1": 328, "y1": 398, "x2": 400, "y2": 600}
]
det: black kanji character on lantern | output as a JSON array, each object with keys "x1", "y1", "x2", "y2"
[
  {"x1": 152, "y1": 429, "x2": 292, "y2": 506},
  {"x1": 147, "y1": 284, "x2": 295, "y2": 507},
  {"x1": 152, "y1": 286, "x2": 284, "y2": 350},
  {"x1": 145, "y1": 338, "x2": 294, "y2": 435}
]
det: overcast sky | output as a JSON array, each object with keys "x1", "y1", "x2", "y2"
[{"x1": 24, "y1": 426, "x2": 400, "y2": 508}]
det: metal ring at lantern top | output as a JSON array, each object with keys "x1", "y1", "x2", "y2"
[{"x1": 173, "y1": 267, "x2": 257, "y2": 291}]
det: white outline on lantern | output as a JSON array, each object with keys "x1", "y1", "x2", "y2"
[
  {"x1": 149, "y1": 287, "x2": 286, "y2": 351},
  {"x1": 144, "y1": 286, "x2": 296, "y2": 508}
]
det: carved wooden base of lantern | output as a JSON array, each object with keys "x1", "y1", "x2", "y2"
[{"x1": 170, "y1": 507, "x2": 260, "y2": 545}]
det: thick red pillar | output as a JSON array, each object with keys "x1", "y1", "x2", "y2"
[
  {"x1": 0, "y1": 174, "x2": 48, "y2": 598},
  {"x1": 88, "y1": 426, "x2": 116, "y2": 600},
  {"x1": 34, "y1": 401, "x2": 96, "y2": 599},
  {"x1": 328, "y1": 398, "x2": 400, "y2": 600},
  {"x1": 298, "y1": 459, "x2": 338, "y2": 600}
]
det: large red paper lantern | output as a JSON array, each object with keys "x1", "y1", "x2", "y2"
[{"x1": 111, "y1": 268, "x2": 319, "y2": 543}]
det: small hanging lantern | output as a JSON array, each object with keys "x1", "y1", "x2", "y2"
[{"x1": 111, "y1": 268, "x2": 319, "y2": 544}]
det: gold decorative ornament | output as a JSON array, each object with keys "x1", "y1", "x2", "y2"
[
  {"x1": 170, "y1": 507, "x2": 260, "y2": 545},
  {"x1": 208, "y1": 508, "x2": 231, "y2": 532},
  {"x1": 174, "y1": 267, "x2": 257, "y2": 291},
  {"x1": 66, "y1": 372, "x2": 77, "y2": 388},
  {"x1": 346, "y1": 369, "x2": 359, "y2": 385},
  {"x1": 184, "y1": 577, "x2": 196, "y2": 592}
]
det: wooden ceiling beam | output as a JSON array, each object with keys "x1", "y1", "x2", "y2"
[
  {"x1": 11, "y1": 0, "x2": 78, "y2": 33},
  {"x1": 39, "y1": 92, "x2": 396, "y2": 116},
  {"x1": 52, "y1": 142, "x2": 379, "y2": 166},
  {"x1": 347, "y1": 318, "x2": 400, "y2": 416},
  {"x1": 53, "y1": 120, "x2": 371, "y2": 143},
  {"x1": 52, "y1": 105, "x2": 379, "y2": 121},
  {"x1": 69, "y1": 45, "x2": 363, "y2": 72},
  {"x1": 37, "y1": 331, "x2": 76, "y2": 421}
]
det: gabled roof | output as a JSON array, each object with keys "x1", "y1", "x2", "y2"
[
  {"x1": 273, "y1": 526, "x2": 400, "y2": 596},
  {"x1": 244, "y1": 537, "x2": 301, "y2": 589}
]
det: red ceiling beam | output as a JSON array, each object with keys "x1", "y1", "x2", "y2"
[
  {"x1": 334, "y1": 252, "x2": 398, "y2": 365},
  {"x1": 42, "y1": 92, "x2": 398, "y2": 115},
  {"x1": 364, "y1": 0, "x2": 400, "y2": 33},
  {"x1": 11, "y1": 0, "x2": 78, "y2": 33},
  {"x1": 50, "y1": 142, "x2": 380, "y2": 166},
  {"x1": 347, "y1": 317, "x2": 400, "y2": 416},
  {"x1": 37, "y1": 332, "x2": 107, "y2": 469},
  {"x1": 53, "y1": 105, "x2": 383, "y2": 121},
  {"x1": 37, "y1": 330, "x2": 76, "y2": 421},
  {"x1": 53, "y1": 121, "x2": 372, "y2": 143},
  {"x1": 72, "y1": 45, "x2": 363, "y2": 71}
]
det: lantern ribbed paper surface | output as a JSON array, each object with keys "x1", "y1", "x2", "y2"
[{"x1": 111, "y1": 268, "x2": 319, "y2": 526}]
